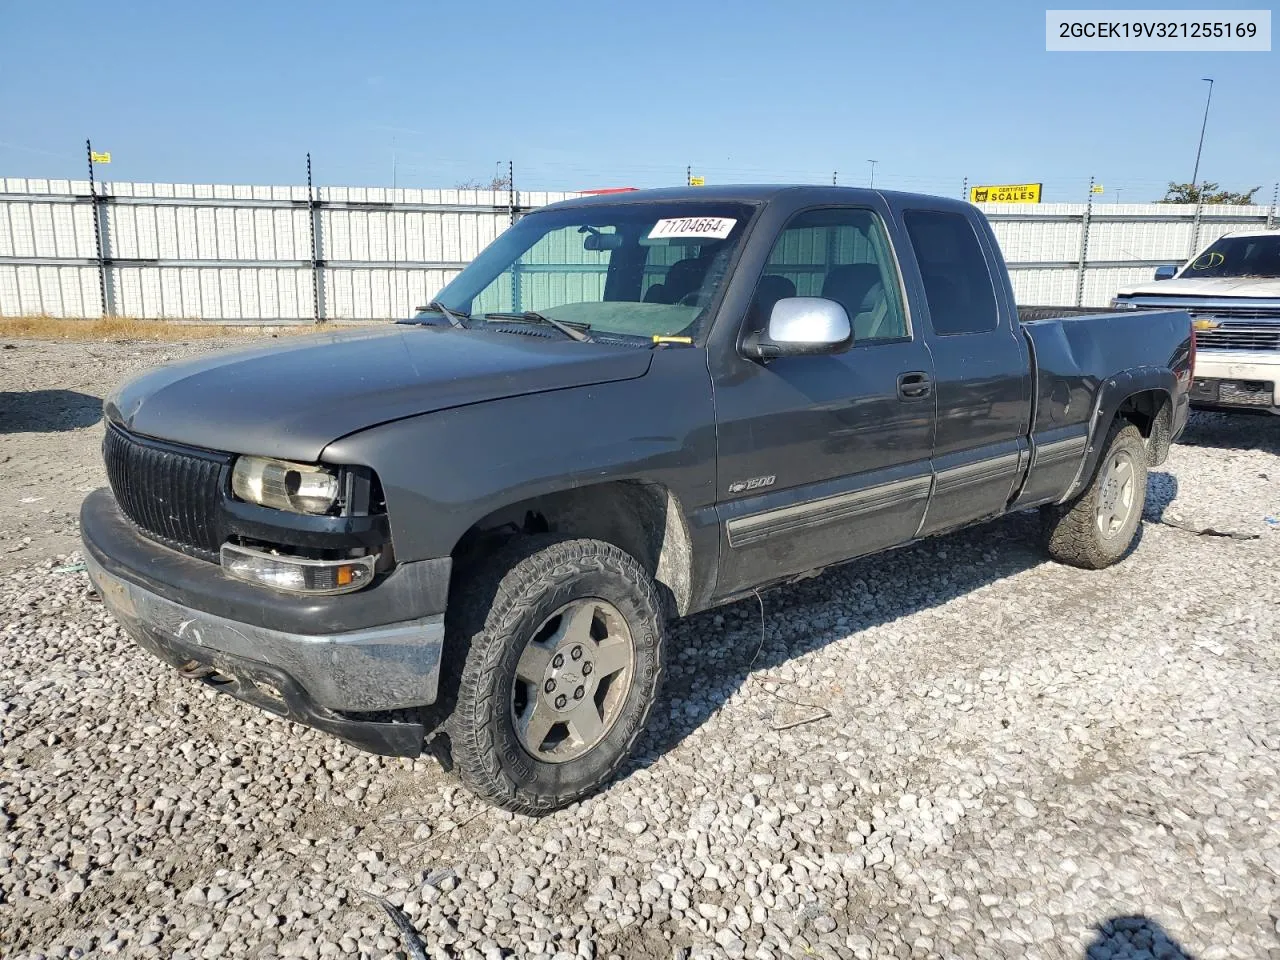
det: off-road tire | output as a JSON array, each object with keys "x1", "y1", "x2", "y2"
[
  {"x1": 444, "y1": 535, "x2": 666, "y2": 815},
  {"x1": 1042, "y1": 420, "x2": 1148, "y2": 570}
]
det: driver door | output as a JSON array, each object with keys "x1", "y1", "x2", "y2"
[{"x1": 711, "y1": 206, "x2": 937, "y2": 597}]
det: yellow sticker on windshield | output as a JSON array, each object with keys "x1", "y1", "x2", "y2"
[
  {"x1": 1191, "y1": 252, "x2": 1225, "y2": 270},
  {"x1": 648, "y1": 217, "x2": 737, "y2": 241}
]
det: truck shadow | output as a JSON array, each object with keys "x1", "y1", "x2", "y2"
[
  {"x1": 1144, "y1": 471, "x2": 1179, "y2": 523},
  {"x1": 627, "y1": 483, "x2": 1166, "y2": 779},
  {"x1": 0, "y1": 389, "x2": 103, "y2": 434},
  {"x1": 1177, "y1": 409, "x2": 1280, "y2": 453},
  {"x1": 1083, "y1": 915, "x2": 1195, "y2": 959}
]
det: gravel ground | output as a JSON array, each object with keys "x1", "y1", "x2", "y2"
[
  {"x1": 2, "y1": 338, "x2": 1279, "y2": 960},
  {"x1": 0, "y1": 337, "x2": 276, "y2": 573}
]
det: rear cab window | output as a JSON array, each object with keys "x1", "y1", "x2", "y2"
[{"x1": 903, "y1": 210, "x2": 1000, "y2": 336}]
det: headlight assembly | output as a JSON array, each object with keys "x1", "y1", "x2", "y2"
[{"x1": 231, "y1": 456, "x2": 341, "y2": 515}]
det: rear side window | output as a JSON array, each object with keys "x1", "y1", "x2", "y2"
[{"x1": 903, "y1": 210, "x2": 999, "y2": 336}]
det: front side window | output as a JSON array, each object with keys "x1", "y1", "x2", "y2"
[
  {"x1": 427, "y1": 201, "x2": 757, "y2": 341},
  {"x1": 750, "y1": 208, "x2": 909, "y2": 343},
  {"x1": 903, "y1": 210, "x2": 999, "y2": 336}
]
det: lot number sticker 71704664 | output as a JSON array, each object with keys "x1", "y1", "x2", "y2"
[{"x1": 647, "y1": 217, "x2": 737, "y2": 240}]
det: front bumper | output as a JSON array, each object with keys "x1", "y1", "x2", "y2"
[
  {"x1": 81, "y1": 488, "x2": 448, "y2": 756},
  {"x1": 1191, "y1": 351, "x2": 1280, "y2": 413}
]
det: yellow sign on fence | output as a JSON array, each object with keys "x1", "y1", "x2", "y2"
[
  {"x1": 969, "y1": 182, "x2": 1041, "y2": 204},
  {"x1": 688, "y1": 176, "x2": 705, "y2": 186},
  {"x1": 90, "y1": 151, "x2": 111, "y2": 164},
  {"x1": 1091, "y1": 183, "x2": 1105, "y2": 194}
]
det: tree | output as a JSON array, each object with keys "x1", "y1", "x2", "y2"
[
  {"x1": 1158, "y1": 181, "x2": 1261, "y2": 205},
  {"x1": 456, "y1": 171, "x2": 512, "y2": 191}
]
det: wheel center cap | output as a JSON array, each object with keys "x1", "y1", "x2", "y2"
[{"x1": 542, "y1": 643, "x2": 593, "y2": 713}]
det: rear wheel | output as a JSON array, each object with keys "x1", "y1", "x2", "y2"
[
  {"x1": 1042, "y1": 420, "x2": 1148, "y2": 569},
  {"x1": 445, "y1": 536, "x2": 665, "y2": 814}
]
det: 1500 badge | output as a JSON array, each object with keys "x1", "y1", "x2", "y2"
[{"x1": 728, "y1": 475, "x2": 776, "y2": 494}]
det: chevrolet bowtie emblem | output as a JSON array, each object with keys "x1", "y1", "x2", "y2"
[{"x1": 1192, "y1": 318, "x2": 1221, "y2": 331}]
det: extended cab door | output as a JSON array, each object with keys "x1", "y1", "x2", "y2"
[
  {"x1": 709, "y1": 203, "x2": 937, "y2": 599},
  {"x1": 896, "y1": 207, "x2": 1032, "y2": 536}
]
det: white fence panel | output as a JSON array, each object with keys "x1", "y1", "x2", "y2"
[
  {"x1": 977, "y1": 200, "x2": 1275, "y2": 306},
  {"x1": 1, "y1": 178, "x2": 1276, "y2": 318}
]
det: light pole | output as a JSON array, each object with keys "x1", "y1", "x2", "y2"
[
  {"x1": 867, "y1": 160, "x2": 878, "y2": 188},
  {"x1": 1191, "y1": 77, "x2": 1214, "y2": 188}
]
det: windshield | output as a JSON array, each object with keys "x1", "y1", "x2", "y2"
[
  {"x1": 422, "y1": 201, "x2": 758, "y2": 341},
  {"x1": 1181, "y1": 234, "x2": 1280, "y2": 280}
]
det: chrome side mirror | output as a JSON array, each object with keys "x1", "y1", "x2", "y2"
[
  {"x1": 745, "y1": 297, "x2": 853, "y2": 359},
  {"x1": 1154, "y1": 265, "x2": 1178, "y2": 281}
]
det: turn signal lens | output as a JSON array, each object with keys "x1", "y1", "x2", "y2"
[{"x1": 220, "y1": 543, "x2": 376, "y2": 595}]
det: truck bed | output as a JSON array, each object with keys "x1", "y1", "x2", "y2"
[
  {"x1": 1017, "y1": 305, "x2": 1114, "y2": 322},
  {"x1": 1011, "y1": 307, "x2": 1193, "y2": 509}
]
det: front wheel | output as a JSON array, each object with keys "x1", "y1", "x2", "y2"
[
  {"x1": 1042, "y1": 420, "x2": 1148, "y2": 570},
  {"x1": 445, "y1": 536, "x2": 665, "y2": 814}
]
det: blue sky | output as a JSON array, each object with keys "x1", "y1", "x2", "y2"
[{"x1": 1, "y1": 0, "x2": 1275, "y2": 202}]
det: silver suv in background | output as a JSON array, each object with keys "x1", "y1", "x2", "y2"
[{"x1": 1113, "y1": 230, "x2": 1280, "y2": 415}]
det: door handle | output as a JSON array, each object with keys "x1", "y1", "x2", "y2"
[{"x1": 897, "y1": 371, "x2": 932, "y2": 401}]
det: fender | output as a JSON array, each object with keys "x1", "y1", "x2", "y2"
[
  {"x1": 1060, "y1": 366, "x2": 1175, "y2": 503},
  {"x1": 319, "y1": 347, "x2": 722, "y2": 611}
]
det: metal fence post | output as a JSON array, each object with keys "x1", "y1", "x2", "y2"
[
  {"x1": 307, "y1": 154, "x2": 326, "y2": 324},
  {"x1": 962, "y1": 177, "x2": 968, "y2": 201},
  {"x1": 86, "y1": 139, "x2": 114, "y2": 317},
  {"x1": 1075, "y1": 177, "x2": 1094, "y2": 307},
  {"x1": 1188, "y1": 198, "x2": 1204, "y2": 260},
  {"x1": 1268, "y1": 182, "x2": 1278, "y2": 230},
  {"x1": 508, "y1": 159, "x2": 515, "y2": 226},
  {"x1": 508, "y1": 160, "x2": 522, "y2": 310}
]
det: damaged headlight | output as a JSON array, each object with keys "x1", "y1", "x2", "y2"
[{"x1": 231, "y1": 456, "x2": 341, "y2": 515}]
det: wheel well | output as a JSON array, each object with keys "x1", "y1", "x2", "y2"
[
  {"x1": 1116, "y1": 389, "x2": 1173, "y2": 466},
  {"x1": 450, "y1": 481, "x2": 693, "y2": 618}
]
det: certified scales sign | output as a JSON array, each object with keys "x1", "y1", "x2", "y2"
[{"x1": 969, "y1": 183, "x2": 1042, "y2": 203}]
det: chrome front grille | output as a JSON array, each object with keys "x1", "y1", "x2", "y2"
[
  {"x1": 1194, "y1": 326, "x2": 1280, "y2": 352},
  {"x1": 1187, "y1": 304, "x2": 1280, "y2": 321}
]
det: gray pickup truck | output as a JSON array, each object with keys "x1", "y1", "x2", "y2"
[{"x1": 82, "y1": 186, "x2": 1194, "y2": 813}]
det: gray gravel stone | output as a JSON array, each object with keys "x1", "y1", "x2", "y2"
[{"x1": 2, "y1": 344, "x2": 1278, "y2": 959}]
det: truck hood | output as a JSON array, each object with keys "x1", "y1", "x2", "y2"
[
  {"x1": 1117, "y1": 277, "x2": 1280, "y2": 299},
  {"x1": 106, "y1": 326, "x2": 654, "y2": 462}
]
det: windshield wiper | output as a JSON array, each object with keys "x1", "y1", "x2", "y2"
[
  {"x1": 419, "y1": 300, "x2": 469, "y2": 328},
  {"x1": 483, "y1": 311, "x2": 594, "y2": 343}
]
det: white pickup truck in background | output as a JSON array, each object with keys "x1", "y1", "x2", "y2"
[{"x1": 1113, "y1": 230, "x2": 1280, "y2": 415}]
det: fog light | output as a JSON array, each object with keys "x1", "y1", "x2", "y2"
[{"x1": 220, "y1": 543, "x2": 376, "y2": 595}]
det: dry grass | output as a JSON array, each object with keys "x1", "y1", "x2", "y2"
[{"x1": 0, "y1": 315, "x2": 365, "y2": 342}]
